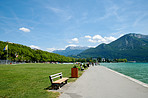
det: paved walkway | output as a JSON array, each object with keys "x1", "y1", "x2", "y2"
[{"x1": 59, "y1": 66, "x2": 148, "y2": 98}]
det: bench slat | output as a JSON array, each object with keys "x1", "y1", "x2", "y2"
[
  {"x1": 51, "y1": 75, "x2": 62, "y2": 79},
  {"x1": 53, "y1": 78, "x2": 69, "y2": 84},
  {"x1": 50, "y1": 72, "x2": 62, "y2": 77}
]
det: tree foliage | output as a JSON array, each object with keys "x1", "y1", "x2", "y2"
[{"x1": 0, "y1": 41, "x2": 74, "y2": 62}]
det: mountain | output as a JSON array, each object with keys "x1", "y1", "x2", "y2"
[
  {"x1": 53, "y1": 46, "x2": 90, "y2": 56},
  {"x1": 78, "y1": 33, "x2": 148, "y2": 62}
]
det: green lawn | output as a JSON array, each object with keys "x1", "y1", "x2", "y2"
[{"x1": 0, "y1": 63, "x2": 83, "y2": 98}]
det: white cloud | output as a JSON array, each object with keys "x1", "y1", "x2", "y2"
[
  {"x1": 72, "y1": 38, "x2": 78, "y2": 42},
  {"x1": 49, "y1": 7, "x2": 63, "y2": 13},
  {"x1": 88, "y1": 34, "x2": 117, "y2": 44},
  {"x1": 69, "y1": 38, "x2": 79, "y2": 43},
  {"x1": 88, "y1": 46, "x2": 97, "y2": 48},
  {"x1": 98, "y1": 4, "x2": 120, "y2": 21},
  {"x1": 19, "y1": 27, "x2": 30, "y2": 32},
  {"x1": 46, "y1": 48, "x2": 65, "y2": 52},
  {"x1": 65, "y1": 44, "x2": 78, "y2": 48},
  {"x1": 84, "y1": 35, "x2": 91, "y2": 39},
  {"x1": 104, "y1": 36, "x2": 116, "y2": 42},
  {"x1": 29, "y1": 45, "x2": 40, "y2": 49},
  {"x1": 57, "y1": 48, "x2": 65, "y2": 50},
  {"x1": 47, "y1": 7, "x2": 72, "y2": 21},
  {"x1": 133, "y1": 14, "x2": 147, "y2": 27},
  {"x1": 68, "y1": 42, "x2": 72, "y2": 43},
  {"x1": 93, "y1": 35, "x2": 103, "y2": 40},
  {"x1": 88, "y1": 39, "x2": 96, "y2": 43},
  {"x1": 46, "y1": 48, "x2": 56, "y2": 52},
  {"x1": 118, "y1": 34, "x2": 125, "y2": 38}
]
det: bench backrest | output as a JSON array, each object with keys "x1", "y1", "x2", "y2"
[{"x1": 49, "y1": 72, "x2": 63, "y2": 84}]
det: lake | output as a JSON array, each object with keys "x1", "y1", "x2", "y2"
[{"x1": 100, "y1": 63, "x2": 148, "y2": 84}]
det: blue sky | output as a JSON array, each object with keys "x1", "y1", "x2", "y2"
[{"x1": 0, "y1": 0, "x2": 148, "y2": 52}]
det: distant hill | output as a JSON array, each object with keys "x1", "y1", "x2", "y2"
[
  {"x1": 53, "y1": 46, "x2": 90, "y2": 56},
  {"x1": 78, "y1": 33, "x2": 148, "y2": 62},
  {"x1": 0, "y1": 41, "x2": 74, "y2": 62}
]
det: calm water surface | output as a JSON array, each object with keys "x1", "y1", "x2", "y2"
[{"x1": 101, "y1": 63, "x2": 148, "y2": 84}]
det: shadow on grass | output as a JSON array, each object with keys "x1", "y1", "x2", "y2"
[
  {"x1": 44, "y1": 82, "x2": 68, "y2": 90},
  {"x1": 44, "y1": 85, "x2": 53, "y2": 90}
]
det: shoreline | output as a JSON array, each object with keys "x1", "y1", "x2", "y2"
[{"x1": 102, "y1": 66, "x2": 148, "y2": 88}]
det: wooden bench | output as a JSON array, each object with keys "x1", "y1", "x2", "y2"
[{"x1": 49, "y1": 72, "x2": 69, "y2": 89}]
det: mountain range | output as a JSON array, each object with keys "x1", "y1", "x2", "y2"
[
  {"x1": 78, "y1": 33, "x2": 148, "y2": 62},
  {"x1": 52, "y1": 46, "x2": 89, "y2": 56}
]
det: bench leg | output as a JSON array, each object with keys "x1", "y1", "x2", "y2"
[
  {"x1": 65, "y1": 80, "x2": 68, "y2": 84},
  {"x1": 58, "y1": 85, "x2": 61, "y2": 90},
  {"x1": 57, "y1": 84, "x2": 61, "y2": 90}
]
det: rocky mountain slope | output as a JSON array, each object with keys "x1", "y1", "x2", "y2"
[{"x1": 53, "y1": 46, "x2": 90, "y2": 56}]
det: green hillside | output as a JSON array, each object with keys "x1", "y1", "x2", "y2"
[
  {"x1": 78, "y1": 33, "x2": 148, "y2": 62},
  {"x1": 0, "y1": 41, "x2": 74, "y2": 62}
]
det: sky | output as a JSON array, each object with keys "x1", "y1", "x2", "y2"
[{"x1": 0, "y1": 0, "x2": 148, "y2": 52}]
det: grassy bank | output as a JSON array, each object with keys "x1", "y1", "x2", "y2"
[{"x1": 0, "y1": 63, "x2": 84, "y2": 98}]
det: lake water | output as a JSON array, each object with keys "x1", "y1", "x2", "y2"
[{"x1": 100, "y1": 63, "x2": 148, "y2": 84}]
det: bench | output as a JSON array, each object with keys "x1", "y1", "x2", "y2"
[{"x1": 49, "y1": 72, "x2": 69, "y2": 89}]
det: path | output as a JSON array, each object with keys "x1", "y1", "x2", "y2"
[{"x1": 59, "y1": 66, "x2": 148, "y2": 98}]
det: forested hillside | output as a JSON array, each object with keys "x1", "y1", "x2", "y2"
[{"x1": 0, "y1": 41, "x2": 74, "y2": 62}]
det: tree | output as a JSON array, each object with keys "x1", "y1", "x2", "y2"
[
  {"x1": 97, "y1": 57, "x2": 102, "y2": 62},
  {"x1": 0, "y1": 41, "x2": 74, "y2": 63}
]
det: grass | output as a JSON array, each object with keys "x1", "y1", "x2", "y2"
[{"x1": 0, "y1": 63, "x2": 84, "y2": 98}]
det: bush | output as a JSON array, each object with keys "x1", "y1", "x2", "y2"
[{"x1": 73, "y1": 65, "x2": 78, "y2": 68}]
